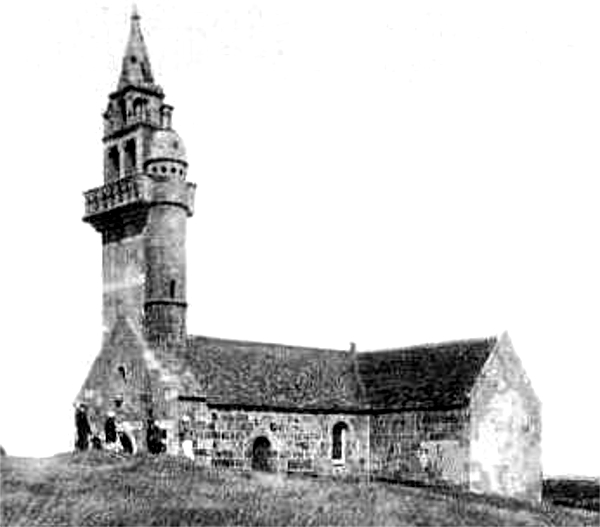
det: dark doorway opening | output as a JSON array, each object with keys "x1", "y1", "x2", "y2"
[{"x1": 251, "y1": 436, "x2": 273, "y2": 472}]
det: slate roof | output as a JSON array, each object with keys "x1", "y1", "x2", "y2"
[
  {"x1": 177, "y1": 335, "x2": 497, "y2": 412},
  {"x1": 356, "y1": 337, "x2": 497, "y2": 410},
  {"x1": 181, "y1": 336, "x2": 363, "y2": 411},
  {"x1": 118, "y1": 8, "x2": 156, "y2": 91}
]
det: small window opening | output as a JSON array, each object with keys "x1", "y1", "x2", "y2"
[
  {"x1": 124, "y1": 139, "x2": 136, "y2": 175},
  {"x1": 160, "y1": 106, "x2": 173, "y2": 129},
  {"x1": 133, "y1": 98, "x2": 145, "y2": 118},
  {"x1": 130, "y1": 55, "x2": 137, "y2": 64},
  {"x1": 119, "y1": 99, "x2": 127, "y2": 123},
  {"x1": 107, "y1": 146, "x2": 120, "y2": 181},
  {"x1": 169, "y1": 280, "x2": 176, "y2": 299},
  {"x1": 161, "y1": 165, "x2": 167, "y2": 173},
  {"x1": 118, "y1": 365, "x2": 126, "y2": 381},
  {"x1": 332, "y1": 422, "x2": 348, "y2": 461}
]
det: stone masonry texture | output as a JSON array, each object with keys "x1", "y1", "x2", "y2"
[{"x1": 77, "y1": 9, "x2": 543, "y2": 505}]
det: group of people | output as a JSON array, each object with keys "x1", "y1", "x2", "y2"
[
  {"x1": 74, "y1": 403, "x2": 194, "y2": 459},
  {"x1": 145, "y1": 410, "x2": 195, "y2": 460},
  {"x1": 74, "y1": 404, "x2": 134, "y2": 454}
]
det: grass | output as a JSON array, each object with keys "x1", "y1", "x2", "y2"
[
  {"x1": 543, "y1": 477, "x2": 599, "y2": 512},
  {"x1": 1, "y1": 452, "x2": 598, "y2": 526}
]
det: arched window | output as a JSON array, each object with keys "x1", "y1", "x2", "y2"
[
  {"x1": 124, "y1": 139, "x2": 136, "y2": 176},
  {"x1": 133, "y1": 98, "x2": 147, "y2": 121},
  {"x1": 332, "y1": 422, "x2": 348, "y2": 462},
  {"x1": 160, "y1": 105, "x2": 173, "y2": 129},
  {"x1": 119, "y1": 99, "x2": 127, "y2": 124},
  {"x1": 107, "y1": 146, "x2": 120, "y2": 181},
  {"x1": 117, "y1": 365, "x2": 126, "y2": 381},
  {"x1": 169, "y1": 280, "x2": 176, "y2": 299}
]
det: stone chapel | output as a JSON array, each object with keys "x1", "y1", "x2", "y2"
[{"x1": 77, "y1": 9, "x2": 542, "y2": 503}]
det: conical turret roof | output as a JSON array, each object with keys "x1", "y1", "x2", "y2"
[{"x1": 117, "y1": 6, "x2": 156, "y2": 90}]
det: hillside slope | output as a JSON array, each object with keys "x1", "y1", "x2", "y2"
[{"x1": 1, "y1": 453, "x2": 597, "y2": 526}]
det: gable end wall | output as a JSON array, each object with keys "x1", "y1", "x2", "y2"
[
  {"x1": 75, "y1": 319, "x2": 180, "y2": 452},
  {"x1": 468, "y1": 333, "x2": 542, "y2": 503}
]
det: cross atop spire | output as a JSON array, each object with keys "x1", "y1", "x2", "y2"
[{"x1": 117, "y1": 6, "x2": 156, "y2": 91}]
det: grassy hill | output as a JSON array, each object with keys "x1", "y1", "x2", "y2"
[{"x1": 1, "y1": 452, "x2": 598, "y2": 526}]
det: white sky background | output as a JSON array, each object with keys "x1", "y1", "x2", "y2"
[{"x1": 0, "y1": 1, "x2": 598, "y2": 477}]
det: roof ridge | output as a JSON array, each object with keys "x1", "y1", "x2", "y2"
[
  {"x1": 358, "y1": 335, "x2": 497, "y2": 355},
  {"x1": 187, "y1": 334, "x2": 349, "y2": 354}
]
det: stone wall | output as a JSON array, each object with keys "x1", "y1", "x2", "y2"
[
  {"x1": 176, "y1": 401, "x2": 370, "y2": 477},
  {"x1": 101, "y1": 221, "x2": 149, "y2": 341},
  {"x1": 369, "y1": 409, "x2": 470, "y2": 486},
  {"x1": 143, "y1": 176, "x2": 195, "y2": 343},
  {"x1": 75, "y1": 318, "x2": 181, "y2": 453},
  {"x1": 469, "y1": 334, "x2": 542, "y2": 503}
]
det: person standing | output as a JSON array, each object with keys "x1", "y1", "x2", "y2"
[
  {"x1": 91, "y1": 434, "x2": 102, "y2": 450},
  {"x1": 146, "y1": 407, "x2": 166, "y2": 455},
  {"x1": 118, "y1": 427, "x2": 134, "y2": 454},
  {"x1": 75, "y1": 403, "x2": 91, "y2": 451},
  {"x1": 104, "y1": 411, "x2": 118, "y2": 451},
  {"x1": 179, "y1": 415, "x2": 194, "y2": 460},
  {"x1": 146, "y1": 418, "x2": 161, "y2": 454}
]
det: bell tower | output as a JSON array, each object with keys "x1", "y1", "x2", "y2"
[{"x1": 83, "y1": 8, "x2": 195, "y2": 344}]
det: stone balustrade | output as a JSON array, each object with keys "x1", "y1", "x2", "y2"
[{"x1": 84, "y1": 175, "x2": 151, "y2": 218}]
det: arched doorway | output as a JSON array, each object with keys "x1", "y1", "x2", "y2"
[{"x1": 251, "y1": 436, "x2": 273, "y2": 471}]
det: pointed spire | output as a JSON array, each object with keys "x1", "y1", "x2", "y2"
[{"x1": 117, "y1": 6, "x2": 156, "y2": 90}]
